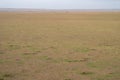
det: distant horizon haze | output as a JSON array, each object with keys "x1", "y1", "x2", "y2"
[{"x1": 0, "y1": 0, "x2": 120, "y2": 9}]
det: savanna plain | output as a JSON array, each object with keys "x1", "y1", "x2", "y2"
[{"x1": 0, "y1": 11, "x2": 120, "y2": 80}]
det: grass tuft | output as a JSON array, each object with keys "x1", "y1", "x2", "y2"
[
  {"x1": 64, "y1": 79, "x2": 72, "y2": 80},
  {"x1": 2, "y1": 73, "x2": 14, "y2": 78},
  {"x1": 40, "y1": 56, "x2": 53, "y2": 61},
  {"x1": 78, "y1": 71, "x2": 94, "y2": 75},
  {"x1": 0, "y1": 52, "x2": 4, "y2": 54},
  {"x1": 8, "y1": 44, "x2": 21, "y2": 50},
  {"x1": 0, "y1": 78, "x2": 4, "y2": 80},
  {"x1": 64, "y1": 59, "x2": 81, "y2": 63}
]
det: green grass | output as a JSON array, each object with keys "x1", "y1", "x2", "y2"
[{"x1": 0, "y1": 59, "x2": 5, "y2": 64}]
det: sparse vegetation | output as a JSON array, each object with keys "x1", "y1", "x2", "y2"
[
  {"x1": 73, "y1": 47, "x2": 91, "y2": 53},
  {"x1": 0, "y1": 52, "x2": 4, "y2": 54},
  {"x1": 65, "y1": 79, "x2": 72, "y2": 80},
  {"x1": 0, "y1": 73, "x2": 14, "y2": 80},
  {"x1": 8, "y1": 44, "x2": 21, "y2": 50},
  {"x1": 64, "y1": 59, "x2": 83, "y2": 63},
  {"x1": 2, "y1": 74, "x2": 13, "y2": 78},
  {"x1": 0, "y1": 12, "x2": 120, "y2": 80},
  {"x1": 77, "y1": 71, "x2": 95, "y2": 75}
]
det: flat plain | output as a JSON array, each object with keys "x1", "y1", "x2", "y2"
[{"x1": 0, "y1": 11, "x2": 120, "y2": 80}]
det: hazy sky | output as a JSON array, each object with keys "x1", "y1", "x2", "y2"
[{"x1": 0, "y1": 0, "x2": 120, "y2": 9}]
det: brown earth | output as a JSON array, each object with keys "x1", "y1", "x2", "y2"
[{"x1": 0, "y1": 11, "x2": 120, "y2": 80}]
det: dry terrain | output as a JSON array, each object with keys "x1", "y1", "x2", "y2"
[{"x1": 0, "y1": 11, "x2": 120, "y2": 80}]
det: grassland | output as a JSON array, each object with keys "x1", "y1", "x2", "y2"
[{"x1": 0, "y1": 11, "x2": 120, "y2": 80}]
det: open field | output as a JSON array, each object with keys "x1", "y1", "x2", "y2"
[{"x1": 0, "y1": 11, "x2": 120, "y2": 80}]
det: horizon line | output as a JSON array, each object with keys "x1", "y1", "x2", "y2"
[{"x1": 0, "y1": 8, "x2": 120, "y2": 12}]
